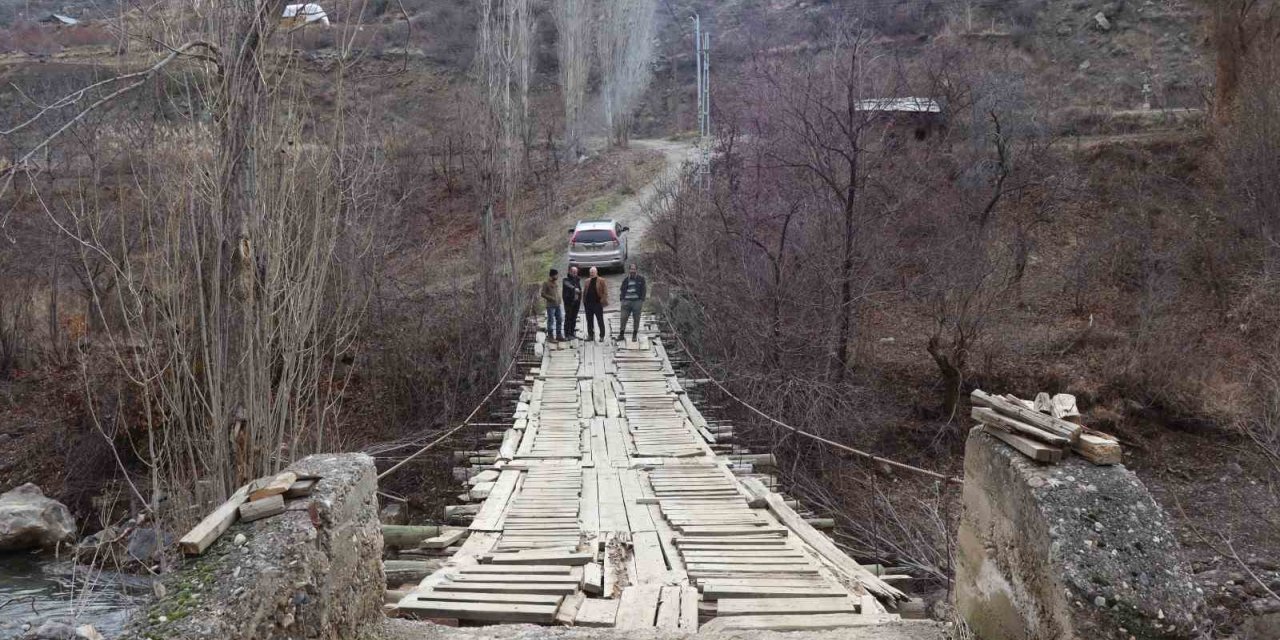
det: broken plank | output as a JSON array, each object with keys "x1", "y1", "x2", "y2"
[
  {"x1": 679, "y1": 585, "x2": 699, "y2": 631},
  {"x1": 575, "y1": 599, "x2": 619, "y2": 627},
  {"x1": 615, "y1": 585, "x2": 662, "y2": 629},
  {"x1": 656, "y1": 585, "x2": 681, "y2": 630}
]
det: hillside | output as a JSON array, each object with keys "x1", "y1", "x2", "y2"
[{"x1": 0, "y1": 0, "x2": 1277, "y2": 637}]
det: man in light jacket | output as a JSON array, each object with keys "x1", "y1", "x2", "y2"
[{"x1": 582, "y1": 266, "x2": 608, "y2": 342}]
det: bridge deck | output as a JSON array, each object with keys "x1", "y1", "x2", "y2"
[{"x1": 397, "y1": 314, "x2": 904, "y2": 631}]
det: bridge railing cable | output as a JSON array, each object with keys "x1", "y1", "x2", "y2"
[
  {"x1": 667, "y1": 329, "x2": 964, "y2": 485},
  {"x1": 374, "y1": 297, "x2": 534, "y2": 481}
]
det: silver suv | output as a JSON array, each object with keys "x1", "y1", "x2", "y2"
[{"x1": 568, "y1": 219, "x2": 629, "y2": 272}]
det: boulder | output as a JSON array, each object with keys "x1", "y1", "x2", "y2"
[
  {"x1": 0, "y1": 484, "x2": 76, "y2": 551},
  {"x1": 126, "y1": 527, "x2": 174, "y2": 564}
]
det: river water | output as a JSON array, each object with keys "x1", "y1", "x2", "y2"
[{"x1": 0, "y1": 555, "x2": 149, "y2": 639}]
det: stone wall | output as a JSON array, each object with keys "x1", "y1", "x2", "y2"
[
  {"x1": 956, "y1": 428, "x2": 1203, "y2": 639},
  {"x1": 129, "y1": 454, "x2": 384, "y2": 640}
]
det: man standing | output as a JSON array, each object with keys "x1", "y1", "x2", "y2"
[
  {"x1": 562, "y1": 265, "x2": 582, "y2": 340},
  {"x1": 617, "y1": 263, "x2": 647, "y2": 341},
  {"x1": 582, "y1": 266, "x2": 608, "y2": 341},
  {"x1": 540, "y1": 268, "x2": 564, "y2": 341}
]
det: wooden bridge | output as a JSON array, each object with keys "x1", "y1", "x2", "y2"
[{"x1": 394, "y1": 313, "x2": 908, "y2": 632}]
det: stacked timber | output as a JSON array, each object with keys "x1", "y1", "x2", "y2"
[
  {"x1": 970, "y1": 389, "x2": 1121, "y2": 465},
  {"x1": 177, "y1": 472, "x2": 318, "y2": 555}
]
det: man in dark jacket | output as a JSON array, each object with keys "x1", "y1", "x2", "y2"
[
  {"x1": 562, "y1": 265, "x2": 582, "y2": 340},
  {"x1": 617, "y1": 263, "x2": 647, "y2": 341},
  {"x1": 540, "y1": 268, "x2": 564, "y2": 341}
]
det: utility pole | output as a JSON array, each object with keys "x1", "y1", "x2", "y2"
[{"x1": 692, "y1": 13, "x2": 711, "y2": 189}]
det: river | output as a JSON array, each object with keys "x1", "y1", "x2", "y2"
[{"x1": 0, "y1": 555, "x2": 150, "y2": 639}]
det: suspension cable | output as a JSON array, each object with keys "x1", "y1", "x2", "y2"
[{"x1": 667, "y1": 328, "x2": 964, "y2": 485}]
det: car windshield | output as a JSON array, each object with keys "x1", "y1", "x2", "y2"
[{"x1": 574, "y1": 229, "x2": 614, "y2": 243}]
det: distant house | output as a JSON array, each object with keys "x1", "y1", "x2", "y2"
[
  {"x1": 282, "y1": 3, "x2": 331, "y2": 28},
  {"x1": 856, "y1": 97, "x2": 945, "y2": 140},
  {"x1": 39, "y1": 14, "x2": 79, "y2": 26}
]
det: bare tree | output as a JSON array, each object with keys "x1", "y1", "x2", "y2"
[
  {"x1": 1206, "y1": 0, "x2": 1280, "y2": 125},
  {"x1": 597, "y1": 0, "x2": 658, "y2": 147},
  {"x1": 1, "y1": 2, "x2": 383, "y2": 527},
  {"x1": 472, "y1": 0, "x2": 536, "y2": 365},
  {"x1": 553, "y1": 0, "x2": 591, "y2": 159}
]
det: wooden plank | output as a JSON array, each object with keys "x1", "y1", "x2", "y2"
[
  {"x1": 385, "y1": 560, "x2": 443, "y2": 583},
  {"x1": 981, "y1": 425, "x2": 1064, "y2": 462},
  {"x1": 433, "y1": 582, "x2": 578, "y2": 595},
  {"x1": 679, "y1": 586, "x2": 699, "y2": 631},
  {"x1": 458, "y1": 564, "x2": 573, "y2": 574},
  {"x1": 971, "y1": 407, "x2": 1071, "y2": 446},
  {"x1": 556, "y1": 592, "x2": 585, "y2": 625},
  {"x1": 700, "y1": 613, "x2": 883, "y2": 632},
  {"x1": 238, "y1": 494, "x2": 283, "y2": 522},
  {"x1": 249, "y1": 471, "x2": 298, "y2": 502},
  {"x1": 714, "y1": 597, "x2": 858, "y2": 616},
  {"x1": 656, "y1": 585, "x2": 681, "y2": 630},
  {"x1": 575, "y1": 599, "x2": 619, "y2": 627},
  {"x1": 615, "y1": 585, "x2": 662, "y2": 629},
  {"x1": 399, "y1": 600, "x2": 558, "y2": 623},
  {"x1": 1073, "y1": 432, "x2": 1122, "y2": 465},
  {"x1": 283, "y1": 479, "x2": 316, "y2": 498},
  {"x1": 686, "y1": 563, "x2": 819, "y2": 574},
  {"x1": 971, "y1": 389, "x2": 1082, "y2": 442},
  {"x1": 579, "y1": 467, "x2": 600, "y2": 534},
  {"x1": 447, "y1": 573, "x2": 582, "y2": 584},
  {"x1": 470, "y1": 469, "x2": 521, "y2": 532},
  {"x1": 632, "y1": 531, "x2": 667, "y2": 584},
  {"x1": 179, "y1": 484, "x2": 249, "y2": 555},
  {"x1": 498, "y1": 430, "x2": 520, "y2": 461},
  {"x1": 406, "y1": 591, "x2": 563, "y2": 605},
  {"x1": 763, "y1": 492, "x2": 903, "y2": 601},
  {"x1": 484, "y1": 551, "x2": 593, "y2": 566},
  {"x1": 700, "y1": 584, "x2": 848, "y2": 599}
]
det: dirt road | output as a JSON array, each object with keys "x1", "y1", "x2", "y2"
[{"x1": 566, "y1": 139, "x2": 695, "y2": 317}]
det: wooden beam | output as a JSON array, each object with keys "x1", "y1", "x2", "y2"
[
  {"x1": 971, "y1": 389, "x2": 1082, "y2": 442},
  {"x1": 238, "y1": 494, "x2": 284, "y2": 522},
  {"x1": 980, "y1": 426, "x2": 1064, "y2": 462},
  {"x1": 248, "y1": 472, "x2": 298, "y2": 502},
  {"x1": 179, "y1": 484, "x2": 249, "y2": 555},
  {"x1": 399, "y1": 600, "x2": 558, "y2": 623},
  {"x1": 1073, "y1": 432, "x2": 1122, "y2": 465},
  {"x1": 971, "y1": 407, "x2": 1071, "y2": 446},
  {"x1": 382, "y1": 524, "x2": 443, "y2": 548}
]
